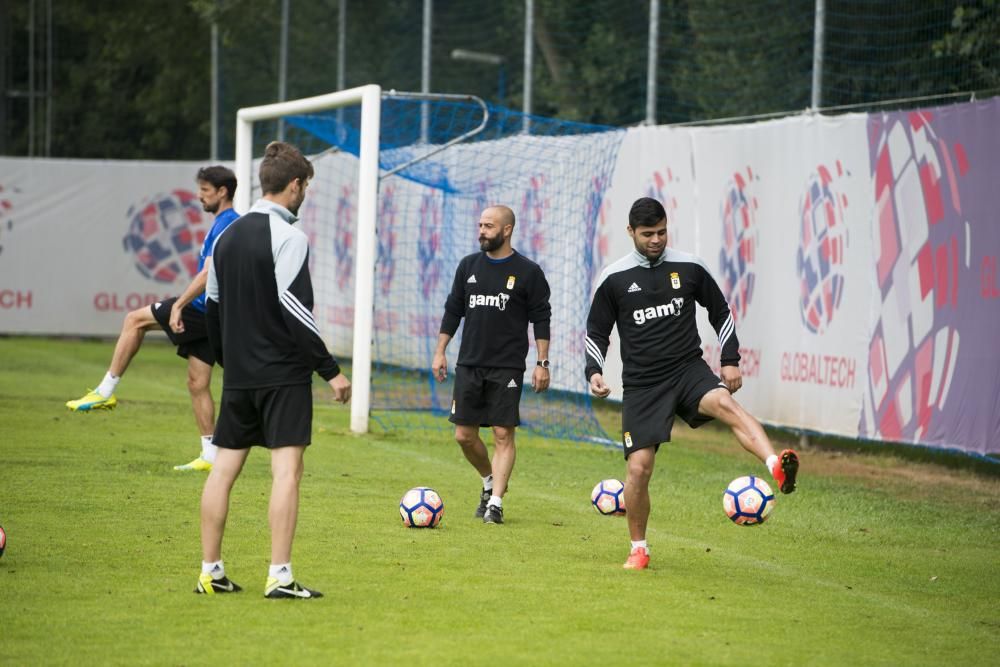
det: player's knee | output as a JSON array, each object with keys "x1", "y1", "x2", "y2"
[
  {"x1": 626, "y1": 455, "x2": 655, "y2": 484},
  {"x1": 124, "y1": 306, "x2": 154, "y2": 332},
  {"x1": 712, "y1": 391, "x2": 743, "y2": 420},
  {"x1": 628, "y1": 464, "x2": 653, "y2": 484},
  {"x1": 272, "y1": 462, "x2": 303, "y2": 484},
  {"x1": 123, "y1": 308, "x2": 144, "y2": 330},
  {"x1": 492, "y1": 427, "x2": 515, "y2": 448},
  {"x1": 187, "y1": 372, "x2": 210, "y2": 393},
  {"x1": 454, "y1": 428, "x2": 477, "y2": 449}
]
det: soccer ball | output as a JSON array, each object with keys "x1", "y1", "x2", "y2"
[
  {"x1": 591, "y1": 479, "x2": 626, "y2": 516},
  {"x1": 722, "y1": 476, "x2": 775, "y2": 526},
  {"x1": 399, "y1": 487, "x2": 444, "y2": 528}
]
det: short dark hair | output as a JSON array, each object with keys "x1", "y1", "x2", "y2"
[
  {"x1": 628, "y1": 197, "x2": 667, "y2": 229},
  {"x1": 196, "y1": 165, "x2": 237, "y2": 201},
  {"x1": 259, "y1": 141, "x2": 314, "y2": 195}
]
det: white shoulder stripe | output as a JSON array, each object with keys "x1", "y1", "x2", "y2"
[{"x1": 280, "y1": 291, "x2": 321, "y2": 337}]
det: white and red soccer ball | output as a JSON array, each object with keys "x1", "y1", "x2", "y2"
[
  {"x1": 399, "y1": 487, "x2": 444, "y2": 528},
  {"x1": 722, "y1": 476, "x2": 775, "y2": 526},
  {"x1": 591, "y1": 479, "x2": 626, "y2": 516}
]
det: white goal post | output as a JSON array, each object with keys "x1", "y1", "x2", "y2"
[{"x1": 234, "y1": 84, "x2": 382, "y2": 434}]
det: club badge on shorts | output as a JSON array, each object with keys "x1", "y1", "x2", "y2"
[
  {"x1": 507, "y1": 275, "x2": 516, "y2": 289},
  {"x1": 670, "y1": 272, "x2": 681, "y2": 289},
  {"x1": 624, "y1": 431, "x2": 633, "y2": 448}
]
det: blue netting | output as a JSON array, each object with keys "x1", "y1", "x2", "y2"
[{"x1": 280, "y1": 96, "x2": 624, "y2": 443}]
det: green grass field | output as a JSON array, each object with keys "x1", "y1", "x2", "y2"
[{"x1": 2, "y1": 337, "x2": 998, "y2": 666}]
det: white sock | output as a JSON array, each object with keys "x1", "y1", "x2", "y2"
[
  {"x1": 201, "y1": 435, "x2": 218, "y2": 463},
  {"x1": 487, "y1": 495, "x2": 502, "y2": 508},
  {"x1": 482, "y1": 474, "x2": 493, "y2": 492},
  {"x1": 765, "y1": 454, "x2": 779, "y2": 475},
  {"x1": 96, "y1": 372, "x2": 120, "y2": 399},
  {"x1": 269, "y1": 563, "x2": 293, "y2": 585},
  {"x1": 202, "y1": 560, "x2": 225, "y2": 580},
  {"x1": 630, "y1": 540, "x2": 648, "y2": 553}
]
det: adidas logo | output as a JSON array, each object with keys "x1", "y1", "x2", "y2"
[
  {"x1": 507, "y1": 379, "x2": 518, "y2": 389},
  {"x1": 627, "y1": 283, "x2": 641, "y2": 293},
  {"x1": 467, "y1": 275, "x2": 477, "y2": 283}
]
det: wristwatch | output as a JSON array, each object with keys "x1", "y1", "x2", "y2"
[{"x1": 537, "y1": 359, "x2": 551, "y2": 369}]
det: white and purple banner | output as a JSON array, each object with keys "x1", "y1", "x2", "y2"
[
  {"x1": 1, "y1": 98, "x2": 998, "y2": 455},
  {"x1": 599, "y1": 100, "x2": 1000, "y2": 456},
  {"x1": 0, "y1": 159, "x2": 218, "y2": 335}
]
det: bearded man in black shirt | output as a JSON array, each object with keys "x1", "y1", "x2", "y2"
[{"x1": 432, "y1": 205, "x2": 552, "y2": 525}]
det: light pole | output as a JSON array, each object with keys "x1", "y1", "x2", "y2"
[{"x1": 451, "y1": 48, "x2": 506, "y2": 105}]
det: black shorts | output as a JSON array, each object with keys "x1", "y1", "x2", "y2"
[
  {"x1": 214, "y1": 384, "x2": 313, "y2": 449},
  {"x1": 150, "y1": 297, "x2": 215, "y2": 366},
  {"x1": 448, "y1": 365, "x2": 522, "y2": 428},
  {"x1": 620, "y1": 358, "x2": 728, "y2": 459}
]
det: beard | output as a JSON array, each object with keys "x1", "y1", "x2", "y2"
[
  {"x1": 479, "y1": 234, "x2": 503, "y2": 252},
  {"x1": 201, "y1": 200, "x2": 219, "y2": 214},
  {"x1": 288, "y1": 192, "x2": 305, "y2": 216},
  {"x1": 643, "y1": 245, "x2": 664, "y2": 260}
]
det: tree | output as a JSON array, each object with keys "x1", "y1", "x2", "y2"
[
  {"x1": 933, "y1": 0, "x2": 1000, "y2": 92},
  {"x1": 4, "y1": 1, "x2": 210, "y2": 159},
  {"x1": 672, "y1": 0, "x2": 813, "y2": 121}
]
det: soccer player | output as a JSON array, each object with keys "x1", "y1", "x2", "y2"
[
  {"x1": 432, "y1": 205, "x2": 552, "y2": 525},
  {"x1": 196, "y1": 141, "x2": 351, "y2": 599},
  {"x1": 585, "y1": 197, "x2": 798, "y2": 570},
  {"x1": 66, "y1": 166, "x2": 240, "y2": 472}
]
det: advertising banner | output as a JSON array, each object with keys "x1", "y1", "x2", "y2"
[
  {"x1": 2, "y1": 98, "x2": 997, "y2": 454},
  {"x1": 0, "y1": 159, "x2": 224, "y2": 336},
  {"x1": 687, "y1": 112, "x2": 875, "y2": 439}
]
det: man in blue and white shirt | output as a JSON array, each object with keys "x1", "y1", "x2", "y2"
[{"x1": 66, "y1": 166, "x2": 240, "y2": 473}]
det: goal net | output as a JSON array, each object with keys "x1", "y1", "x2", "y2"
[{"x1": 236, "y1": 86, "x2": 625, "y2": 442}]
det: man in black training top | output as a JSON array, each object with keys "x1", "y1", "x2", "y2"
[
  {"x1": 432, "y1": 205, "x2": 552, "y2": 525},
  {"x1": 196, "y1": 141, "x2": 351, "y2": 599},
  {"x1": 586, "y1": 197, "x2": 798, "y2": 570}
]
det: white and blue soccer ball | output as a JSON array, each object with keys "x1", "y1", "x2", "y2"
[
  {"x1": 591, "y1": 479, "x2": 626, "y2": 516},
  {"x1": 399, "y1": 487, "x2": 444, "y2": 528},
  {"x1": 723, "y1": 476, "x2": 775, "y2": 525}
]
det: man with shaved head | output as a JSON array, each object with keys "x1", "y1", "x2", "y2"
[{"x1": 433, "y1": 205, "x2": 552, "y2": 525}]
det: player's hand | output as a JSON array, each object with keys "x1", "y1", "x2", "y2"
[
  {"x1": 721, "y1": 365, "x2": 743, "y2": 394},
  {"x1": 328, "y1": 373, "x2": 351, "y2": 404},
  {"x1": 169, "y1": 305, "x2": 185, "y2": 334},
  {"x1": 531, "y1": 366, "x2": 550, "y2": 393},
  {"x1": 431, "y1": 352, "x2": 448, "y2": 382},
  {"x1": 589, "y1": 373, "x2": 611, "y2": 398}
]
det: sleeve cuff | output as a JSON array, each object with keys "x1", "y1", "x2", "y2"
[{"x1": 317, "y1": 360, "x2": 341, "y2": 381}]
